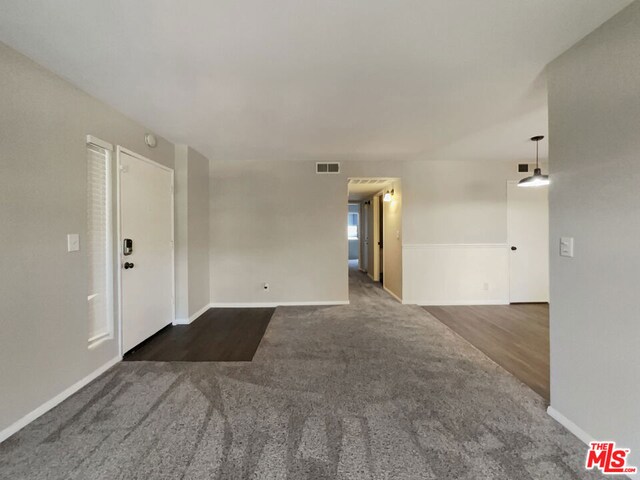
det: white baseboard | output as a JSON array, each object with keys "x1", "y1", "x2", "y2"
[
  {"x1": 383, "y1": 286, "x2": 402, "y2": 303},
  {"x1": 173, "y1": 303, "x2": 211, "y2": 325},
  {"x1": 413, "y1": 299, "x2": 510, "y2": 306},
  {"x1": 0, "y1": 356, "x2": 121, "y2": 444},
  {"x1": 210, "y1": 301, "x2": 349, "y2": 308},
  {"x1": 547, "y1": 406, "x2": 593, "y2": 445}
]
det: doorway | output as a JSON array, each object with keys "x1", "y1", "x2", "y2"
[
  {"x1": 346, "y1": 178, "x2": 402, "y2": 301},
  {"x1": 348, "y1": 204, "x2": 360, "y2": 268},
  {"x1": 507, "y1": 182, "x2": 549, "y2": 303},
  {"x1": 117, "y1": 147, "x2": 175, "y2": 354}
]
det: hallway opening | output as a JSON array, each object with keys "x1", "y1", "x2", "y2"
[{"x1": 347, "y1": 178, "x2": 402, "y2": 302}]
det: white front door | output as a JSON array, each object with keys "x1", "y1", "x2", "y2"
[
  {"x1": 119, "y1": 149, "x2": 174, "y2": 353},
  {"x1": 507, "y1": 182, "x2": 549, "y2": 303}
]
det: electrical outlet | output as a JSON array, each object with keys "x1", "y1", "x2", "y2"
[{"x1": 263, "y1": 282, "x2": 269, "y2": 292}]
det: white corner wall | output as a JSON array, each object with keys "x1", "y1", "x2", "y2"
[
  {"x1": 186, "y1": 147, "x2": 211, "y2": 318},
  {"x1": 547, "y1": 1, "x2": 640, "y2": 470},
  {"x1": 174, "y1": 145, "x2": 211, "y2": 323}
]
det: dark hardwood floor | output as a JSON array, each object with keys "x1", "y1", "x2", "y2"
[
  {"x1": 424, "y1": 304, "x2": 550, "y2": 402},
  {"x1": 124, "y1": 307, "x2": 275, "y2": 362}
]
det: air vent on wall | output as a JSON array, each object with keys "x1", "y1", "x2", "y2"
[
  {"x1": 316, "y1": 162, "x2": 340, "y2": 174},
  {"x1": 518, "y1": 163, "x2": 529, "y2": 173}
]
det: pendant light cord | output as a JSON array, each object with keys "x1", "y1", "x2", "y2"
[{"x1": 536, "y1": 139, "x2": 539, "y2": 169}]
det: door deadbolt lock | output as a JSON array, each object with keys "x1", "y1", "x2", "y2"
[
  {"x1": 123, "y1": 262, "x2": 135, "y2": 269},
  {"x1": 123, "y1": 238, "x2": 133, "y2": 256}
]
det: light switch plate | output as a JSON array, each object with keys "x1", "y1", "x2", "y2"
[
  {"x1": 67, "y1": 234, "x2": 80, "y2": 252},
  {"x1": 560, "y1": 237, "x2": 574, "y2": 257}
]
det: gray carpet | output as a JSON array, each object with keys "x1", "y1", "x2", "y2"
[{"x1": 0, "y1": 266, "x2": 600, "y2": 479}]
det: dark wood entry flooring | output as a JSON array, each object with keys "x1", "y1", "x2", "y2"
[
  {"x1": 123, "y1": 307, "x2": 275, "y2": 362},
  {"x1": 424, "y1": 304, "x2": 549, "y2": 402}
]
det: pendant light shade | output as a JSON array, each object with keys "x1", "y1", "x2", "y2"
[{"x1": 518, "y1": 136, "x2": 549, "y2": 187}]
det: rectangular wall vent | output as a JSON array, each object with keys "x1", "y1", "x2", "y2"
[
  {"x1": 518, "y1": 163, "x2": 529, "y2": 173},
  {"x1": 316, "y1": 162, "x2": 340, "y2": 174}
]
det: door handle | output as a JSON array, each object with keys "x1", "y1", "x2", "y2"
[
  {"x1": 123, "y1": 262, "x2": 135, "y2": 269},
  {"x1": 511, "y1": 246, "x2": 517, "y2": 251}
]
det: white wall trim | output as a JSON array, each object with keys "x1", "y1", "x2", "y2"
[
  {"x1": 86, "y1": 134, "x2": 113, "y2": 151},
  {"x1": 0, "y1": 356, "x2": 121, "y2": 444},
  {"x1": 547, "y1": 406, "x2": 594, "y2": 445},
  {"x1": 403, "y1": 243, "x2": 509, "y2": 250},
  {"x1": 210, "y1": 301, "x2": 349, "y2": 308},
  {"x1": 173, "y1": 303, "x2": 211, "y2": 325},
  {"x1": 383, "y1": 286, "x2": 402, "y2": 303},
  {"x1": 415, "y1": 299, "x2": 510, "y2": 306}
]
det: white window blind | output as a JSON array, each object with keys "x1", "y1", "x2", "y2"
[{"x1": 87, "y1": 143, "x2": 113, "y2": 345}]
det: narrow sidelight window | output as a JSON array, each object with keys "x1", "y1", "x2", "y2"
[{"x1": 87, "y1": 141, "x2": 113, "y2": 346}]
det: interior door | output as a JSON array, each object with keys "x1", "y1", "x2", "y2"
[
  {"x1": 507, "y1": 182, "x2": 549, "y2": 303},
  {"x1": 119, "y1": 150, "x2": 174, "y2": 353},
  {"x1": 361, "y1": 203, "x2": 369, "y2": 272},
  {"x1": 370, "y1": 195, "x2": 380, "y2": 281},
  {"x1": 378, "y1": 194, "x2": 384, "y2": 284}
]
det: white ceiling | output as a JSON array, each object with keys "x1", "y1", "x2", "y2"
[
  {"x1": 348, "y1": 178, "x2": 395, "y2": 201},
  {"x1": 0, "y1": 1, "x2": 631, "y2": 163}
]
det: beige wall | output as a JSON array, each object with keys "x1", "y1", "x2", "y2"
[
  {"x1": 186, "y1": 147, "x2": 210, "y2": 317},
  {"x1": 209, "y1": 160, "x2": 348, "y2": 304},
  {"x1": 174, "y1": 146, "x2": 189, "y2": 320},
  {"x1": 547, "y1": 0, "x2": 640, "y2": 466},
  {"x1": 403, "y1": 160, "x2": 516, "y2": 244},
  {"x1": 383, "y1": 182, "x2": 402, "y2": 300},
  {"x1": 208, "y1": 158, "x2": 533, "y2": 306},
  {"x1": 175, "y1": 145, "x2": 210, "y2": 321},
  {"x1": 0, "y1": 41, "x2": 176, "y2": 433}
]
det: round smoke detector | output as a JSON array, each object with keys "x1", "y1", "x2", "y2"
[{"x1": 144, "y1": 133, "x2": 157, "y2": 148}]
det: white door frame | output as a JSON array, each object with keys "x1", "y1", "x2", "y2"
[{"x1": 115, "y1": 146, "x2": 175, "y2": 356}]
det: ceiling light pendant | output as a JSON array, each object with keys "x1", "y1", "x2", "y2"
[
  {"x1": 383, "y1": 189, "x2": 394, "y2": 202},
  {"x1": 518, "y1": 135, "x2": 549, "y2": 187}
]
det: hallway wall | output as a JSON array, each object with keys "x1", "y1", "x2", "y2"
[
  {"x1": 382, "y1": 182, "x2": 402, "y2": 300},
  {"x1": 547, "y1": 0, "x2": 640, "y2": 468}
]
